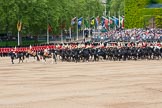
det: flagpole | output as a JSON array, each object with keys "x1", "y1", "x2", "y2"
[
  {"x1": 114, "y1": 12, "x2": 116, "y2": 30},
  {"x1": 105, "y1": 2, "x2": 106, "y2": 16},
  {"x1": 60, "y1": 18, "x2": 63, "y2": 43},
  {"x1": 89, "y1": 16, "x2": 91, "y2": 38},
  {"x1": 69, "y1": 27, "x2": 71, "y2": 42},
  {"x1": 83, "y1": 19, "x2": 85, "y2": 39},
  {"x1": 47, "y1": 25, "x2": 49, "y2": 44},
  {"x1": 47, "y1": 16, "x2": 49, "y2": 44},
  {"x1": 17, "y1": 20, "x2": 21, "y2": 46},
  {"x1": 61, "y1": 29, "x2": 63, "y2": 43},
  {"x1": 94, "y1": 20, "x2": 96, "y2": 38},
  {"x1": 93, "y1": 14, "x2": 96, "y2": 38},
  {"x1": 76, "y1": 17, "x2": 78, "y2": 40},
  {"x1": 119, "y1": 10, "x2": 120, "y2": 28},
  {"x1": 18, "y1": 31, "x2": 20, "y2": 46},
  {"x1": 109, "y1": 11, "x2": 110, "y2": 30},
  {"x1": 96, "y1": 16, "x2": 100, "y2": 32},
  {"x1": 122, "y1": 16, "x2": 124, "y2": 29},
  {"x1": 96, "y1": 18, "x2": 97, "y2": 33}
]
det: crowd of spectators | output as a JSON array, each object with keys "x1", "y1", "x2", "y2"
[
  {"x1": 92, "y1": 28, "x2": 162, "y2": 42},
  {"x1": 0, "y1": 28, "x2": 162, "y2": 49}
]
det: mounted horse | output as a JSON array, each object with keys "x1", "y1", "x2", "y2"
[
  {"x1": 39, "y1": 49, "x2": 57, "y2": 64},
  {"x1": 26, "y1": 49, "x2": 40, "y2": 62},
  {"x1": 9, "y1": 51, "x2": 16, "y2": 64},
  {"x1": 9, "y1": 51, "x2": 25, "y2": 64}
]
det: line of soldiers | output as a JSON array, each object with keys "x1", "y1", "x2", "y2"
[
  {"x1": 0, "y1": 41, "x2": 161, "y2": 54},
  {"x1": 1, "y1": 41, "x2": 162, "y2": 64}
]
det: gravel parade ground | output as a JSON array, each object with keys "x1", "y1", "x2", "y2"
[{"x1": 0, "y1": 57, "x2": 162, "y2": 108}]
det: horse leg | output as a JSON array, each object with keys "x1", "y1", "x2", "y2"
[
  {"x1": 18, "y1": 58, "x2": 21, "y2": 63},
  {"x1": 51, "y1": 58, "x2": 54, "y2": 64},
  {"x1": 94, "y1": 56, "x2": 96, "y2": 62},
  {"x1": 53, "y1": 58, "x2": 57, "y2": 64},
  {"x1": 51, "y1": 54, "x2": 54, "y2": 64},
  {"x1": 36, "y1": 55, "x2": 39, "y2": 61},
  {"x1": 54, "y1": 55, "x2": 57, "y2": 64},
  {"x1": 27, "y1": 56, "x2": 30, "y2": 62},
  {"x1": 44, "y1": 57, "x2": 46, "y2": 63},
  {"x1": 11, "y1": 58, "x2": 14, "y2": 64},
  {"x1": 41, "y1": 57, "x2": 44, "y2": 62},
  {"x1": 22, "y1": 57, "x2": 24, "y2": 63}
]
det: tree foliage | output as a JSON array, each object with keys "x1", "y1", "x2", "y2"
[
  {"x1": 0, "y1": 0, "x2": 104, "y2": 36},
  {"x1": 106, "y1": 0, "x2": 124, "y2": 16},
  {"x1": 125, "y1": 0, "x2": 162, "y2": 28},
  {"x1": 155, "y1": 15, "x2": 162, "y2": 28}
]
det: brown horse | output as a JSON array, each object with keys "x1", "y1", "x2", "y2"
[
  {"x1": 39, "y1": 50, "x2": 57, "y2": 64},
  {"x1": 26, "y1": 50, "x2": 40, "y2": 62}
]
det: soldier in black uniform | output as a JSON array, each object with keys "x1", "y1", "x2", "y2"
[{"x1": 9, "y1": 50, "x2": 16, "y2": 64}]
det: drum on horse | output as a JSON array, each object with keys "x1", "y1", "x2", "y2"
[
  {"x1": 26, "y1": 49, "x2": 40, "y2": 62},
  {"x1": 39, "y1": 49, "x2": 57, "y2": 64},
  {"x1": 39, "y1": 49, "x2": 51, "y2": 63}
]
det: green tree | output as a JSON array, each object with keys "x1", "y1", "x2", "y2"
[
  {"x1": 0, "y1": 0, "x2": 104, "y2": 42},
  {"x1": 106, "y1": 0, "x2": 124, "y2": 16},
  {"x1": 155, "y1": 15, "x2": 162, "y2": 28}
]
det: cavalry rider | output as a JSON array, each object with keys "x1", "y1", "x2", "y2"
[
  {"x1": 44, "y1": 46, "x2": 50, "y2": 56},
  {"x1": 9, "y1": 49, "x2": 16, "y2": 64}
]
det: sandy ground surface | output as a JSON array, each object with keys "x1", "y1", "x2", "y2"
[{"x1": 0, "y1": 57, "x2": 162, "y2": 108}]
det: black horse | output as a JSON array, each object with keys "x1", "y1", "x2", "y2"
[
  {"x1": 9, "y1": 51, "x2": 25, "y2": 64},
  {"x1": 50, "y1": 49, "x2": 58, "y2": 64},
  {"x1": 9, "y1": 51, "x2": 16, "y2": 64}
]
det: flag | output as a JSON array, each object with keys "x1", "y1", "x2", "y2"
[
  {"x1": 91, "y1": 19, "x2": 95, "y2": 26},
  {"x1": 101, "y1": 17, "x2": 105, "y2": 27},
  {"x1": 108, "y1": 17, "x2": 115, "y2": 28},
  {"x1": 102, "y1": 16, "x2": 108, "y2": 29},
  {"x1": 109, "y1": 17, "x2": 114, "y2": 25},
  {"x1": 90, "y1": 17, "x2": 95, "y2": 26},
  {"x1": 84, "y1": 19, "x2": 89, "y2": 28},
  {"x1": 112, "y1": 16, "x2": 119, "y2": 26},
  {"x1": 95, "y1": 16, "x2": 100, "y2": 27},
  {"x1": 103, "y1": 16, "x2": 113, "y2": 27},
  {"x1": 119, "y1": 16, "x2": 124, "y2": 28},
  {"x1": 119, "y1": 16, "x2": 123, "y2": 28},
  {"x1": 17, "y1": 20, "x2": 22, "y2": 32},
  {"x1": 104, "y1": 19, "x2": 109, "y2": 29},
  {"x1": 71, "y1": 17, "x2": 77, "y2": 25},
  {"x1": 78, "y1": 17, "x2": 83, "y2": 29},
  {"x1": 102, "y1": 16, "x2": 109, "y2": 29},
  {"x1": 48, "y1": 23, "x2": 52, "y2": 32}
]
